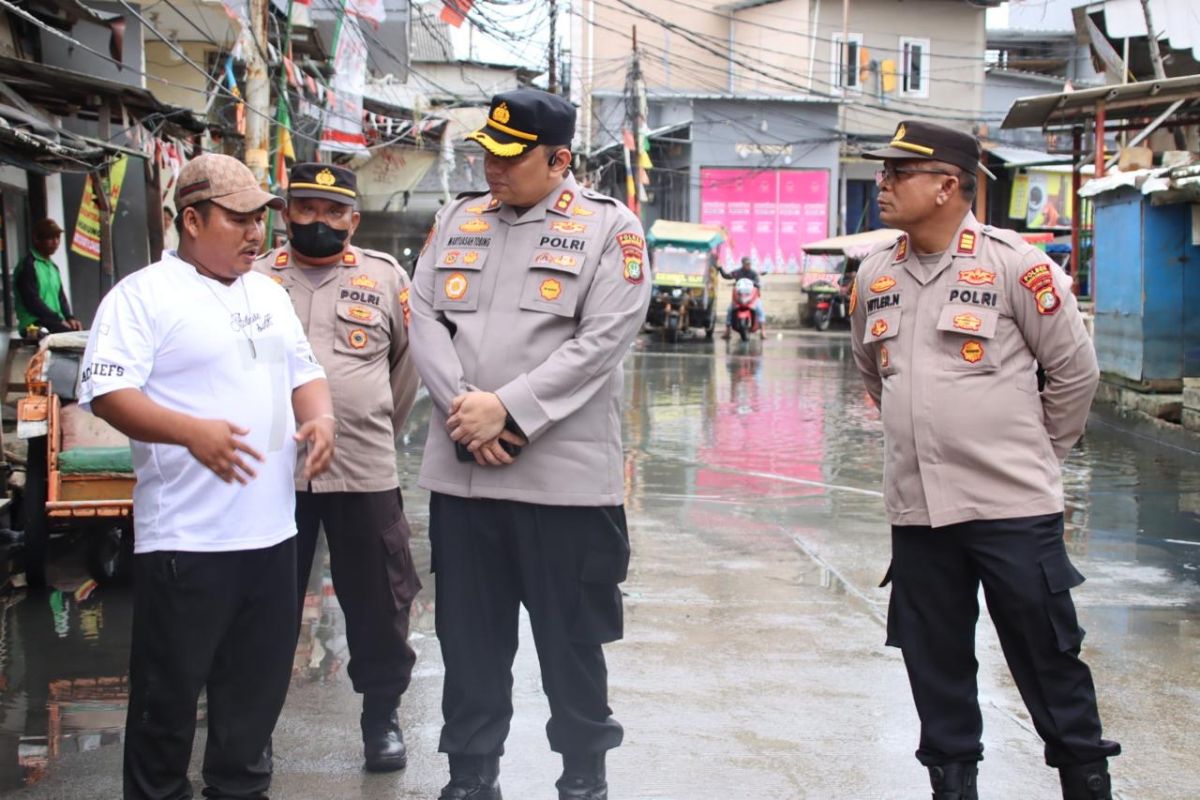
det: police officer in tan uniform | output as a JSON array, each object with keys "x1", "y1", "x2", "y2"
[
  {"x1": 408, "y1": 89, "x2": 649, "y2": 800},
  {"x1": 850, "y1": 121, "x2": 1120, "y2": 800},
  {"x1": 253, "y1": 162, "x2": 421, "y2": 773}
]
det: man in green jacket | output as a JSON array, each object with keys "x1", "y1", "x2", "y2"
[{"x1": 16, "y1": 219, "x2": 81, "y2": 334}]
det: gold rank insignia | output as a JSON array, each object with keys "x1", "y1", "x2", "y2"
[
  {"x1": 444, "y1": 272, "x2": 469, "y2": 300},
  {"x1": 459, "y1": 218, "x2": 490, "y2": 233},
  {"x1": 958, "y1": 268, "x2": 996, "y2": 286},
  {"x1": 957, "y1": 230, "x2": 977, "y2": 255},
  {"x1": 894, "y1": 237, "x2": 909, "y2": 262},
  {"x1": 466, "y1": 203, "x2": 488, "y2": 215},
  {"x1": 348, "y1": 329, "x2": 368, "y2": 350},
  {"x1": 870, "y1": 275, "x2": 897, "y2": 293},
  {"x1": 961, "y1": 340, "x2": 984, "y2": 363},
  {"x1": 551, "y1": 220, "x2": 587, "y2": 234},
  {"x1": 351, "y1": 275, "x2": 378, "y2": 289},
  {"x1": 463, "y1": 251, "x2": 480, "y2": 265},
  {"x1": 572, "y1": 205, "x2": 595, "y2": 217},
  {"x1": 540, "y1": 278, "x2": 563, "y2": 301},
  {"x1": 275, "y1": 251, "x2": 289, "y2": 267},
  {"x1": 342, "y1": 251, "x2": 358, "y2": 266},
  {"x1": 487, "y1": 197, "x2": 501, "y2": 210},
  {"x1": 536, "y1": 252, "x2": 577, "y2": 267},
  {"x1": 848, "y1": 280, "x2": 858, "y2": 314},
  {"x1": 879, "y1": 345, "x2": 890, "y2": 369},
  {"x1": 348, "y1": 306, "x2": 373, "y2": 321},
  {"x1": 269, "y1": 274, "x2": 284, "y2": 285},
  {"x1": 554, "y1": 190, "x2": 574, "y2": 212},
  {"x1": 952, "y1": 313, "x2": 982, "y2": 332}
]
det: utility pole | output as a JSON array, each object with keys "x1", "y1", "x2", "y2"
[
  {"x1": 245, "y1": 0, "x2": 271, "y2": 187},
  {"x1": 549, "y1": 0, "x2": 559, "y2": 93}
]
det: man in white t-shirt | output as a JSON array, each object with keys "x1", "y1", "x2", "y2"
[{"x1": 78, "y1": 154, "x2": 336, "y2": 800}]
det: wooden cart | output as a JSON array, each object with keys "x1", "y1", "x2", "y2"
[{"x1": 16, "y1": 333, "x2": 133, "y2": 589}]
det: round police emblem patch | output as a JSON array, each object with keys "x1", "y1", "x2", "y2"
[{"x1": 349, "y1": 329, "x2": 368, "y2": 350}]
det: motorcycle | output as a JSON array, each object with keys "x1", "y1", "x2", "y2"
[
  {"x1": 806, "y1": 279, "x2": 852, "y2": 331},
  {"x1": 731, "y1": 278, "x2": 762, "y2": 341}
]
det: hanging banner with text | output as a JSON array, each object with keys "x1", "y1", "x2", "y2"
[
  {"x1": 320, "y1": 18, "x2": 369, "y2": 153},
  {"x1": 699, "y1": 168, "x2": 829, "y2": 274},
  {"x1": 70, "y1": 156, "x2": 130, "y2": 261}
]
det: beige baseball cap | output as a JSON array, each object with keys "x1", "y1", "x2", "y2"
[{"x1": 174, "y1": 153, "x2": 285, "y2": 213}]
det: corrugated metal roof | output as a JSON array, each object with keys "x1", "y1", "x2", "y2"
[
  {"x1": 410, "y1": 1, "x2": 455, "y2": 63},
  {"x1": 985, "y1": 143, "x2": 1071, "y2": 167},
  {"x1": 1000, "y1": 73, "x2": 1200, "y2": 129}
]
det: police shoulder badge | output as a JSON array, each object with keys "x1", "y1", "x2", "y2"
[
  {"x1": 1019, "y1": 262, "x2": 1061, "y2": 315},
  {"x1": 348, "y1": 328, "x2": 368, "y2": 350},
  {"x1": 554, "y1": 190, "x2": 574, "y2": 213},
  {"x1": 274, "y1": 251, "x2": 289, "y2": 267},
  {"x1": 961, "y1": 340, "x2": 984, "y2": 363},
  {"x1": 848, "y1": 279, "x2": 858, "y2": 315},
  {"x1": 398, "y1": 287, "x2": 411, "y2": 328},
  {"x1": 957, "y1": 230, "x2": 977, "y2": 255},
  {"x1": 617, "y1": 232, "x2": 645, "y2": 284},
  {"x1": 894, "y1": 236, "x2": 909, "y2": 263},
  {"x1": 342, "y1": 250, "x2": 358, "y2": 266}
]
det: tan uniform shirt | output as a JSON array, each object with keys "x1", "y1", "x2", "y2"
[
  {"x1": 850, "y1": 212, "x2": 1099, "y2": 528},
  {"x1": 253, "y1": 244, "x2": 419, "y2": 492},
  {"x1": 409, "y1": 173, "x2": 650, "y2": 506}
]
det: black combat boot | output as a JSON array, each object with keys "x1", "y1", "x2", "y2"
[
  {"x1": 1059, "y1": 760, "x2": 1113, "y2": 800},
  {"x1": 556, "y1": 752, "x2": 607, "y2": 800},
  {"x1": 361, "y1": 694, "x2": 407, "y2": 772},
  {"x1": 928, "y1": 762, "x2": 979, "y2": 800},
  {"x1": 439, "y1": 755, "x2": 502, "y2": 800}
]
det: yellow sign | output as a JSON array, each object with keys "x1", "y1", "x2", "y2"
[{"x1": 71, "y1": 157, "x2": 129, "y2": 261}]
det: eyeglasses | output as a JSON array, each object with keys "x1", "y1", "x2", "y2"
[{"x1": 874, "y1": 165, "x2": 959, "y2": 187}]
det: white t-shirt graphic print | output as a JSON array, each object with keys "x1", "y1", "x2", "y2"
[{"x1": 78, "y1": 252, "x2": 326, "y2": 554}]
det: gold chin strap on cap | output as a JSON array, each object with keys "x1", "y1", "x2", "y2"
[
  {"x1": 889, "y1": 139, "x2": 935, "y2": 156},
  {"x1": 467, "y1": 130, "x2": 528, "y2": 158}
]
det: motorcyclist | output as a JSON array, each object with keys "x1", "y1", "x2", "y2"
[{"x1": 720, "y1": 256, "x2": 766, "y2": 339}]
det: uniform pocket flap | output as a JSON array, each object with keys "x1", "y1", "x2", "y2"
[
  {"x1": 1039, "y1": 550, "x2": 1085, "y2": 594},
  {"x1": 581, "y1": 548, "x2": 629, "y2": 584},
  {"x1": 529, "y1": 250, "x2": 584, "y2": 275},
  {"x1": 862, "y1": 309, "x2": 901, "y2": 344},
  {"x1": 437, "y1": 248, "x2": 488, "y2": 271},
  {"x1": 335, "y1": 301, "x2": 384, "y2": 327},
  {"x1": 936, "y1": 305, "x2": 999, "y2": 339}
]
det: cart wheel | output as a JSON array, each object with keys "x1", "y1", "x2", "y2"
[
  {"x1": 664, "y1": 315, "x2": 680, "y2": 344},
  {"x1": 814, "y1": 306, "x2": 832, "y2": 332},
  {"x1": 22, "y1": 435, "x2": 49, "y2": 591},
  {"x1": 705, "y1": 302, "x2": 716, "y2": 340},
  {"x1": 87, "y1": 525, "x2": 133, "y2": 586}
]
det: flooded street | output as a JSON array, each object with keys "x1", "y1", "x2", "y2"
[{"x1": 2, "y1": 331, "x2": 1198, "y2": 798}]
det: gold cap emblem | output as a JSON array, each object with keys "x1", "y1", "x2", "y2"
[
  {"x1": 316, "y1": 168, "x2": 336, "y2": 187},
  {"x1": 894, "y1": 123, "x2": 907, "y2": 142},
  {"x1": 493, "y1": 102, "x2": 511, "y2": 125}
]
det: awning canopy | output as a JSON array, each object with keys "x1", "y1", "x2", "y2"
[
  {"x1": 802, "y1": 228, "x2": 901, "y2": 258},
  {"x1": 646, "y1": 219, "x2": 727, "y2": 251},
  {"x1": 1001, "y1": 73, "x2": 1200, "y2": 130},
  {"x1": 985, "y1": 143, "x2": 1071, "y2": 168},
  {"x1": 0, "y1": 54, "x2": 206, "y2": 135}
]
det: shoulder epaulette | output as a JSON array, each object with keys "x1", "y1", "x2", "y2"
[
  {"x1": 980, "y1": 225, "x2": 1033, "y2": 254},
  {"x1": 361, "y1": 248, "x2": 404, "y2": 272},
  {"x1": 454, "y1": 190, "x2": 489, "y2": 200},
  {"x1": 579, "y1": 188, "x2": 620, "y2": 206}
]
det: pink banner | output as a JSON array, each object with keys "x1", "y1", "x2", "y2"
[{"x1": 699, "y1": 168, "x2": 829, "y2": 274}]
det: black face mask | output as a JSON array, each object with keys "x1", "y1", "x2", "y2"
[{"x1": 289, "y1": 221, "x2": 350, "y2": 259}]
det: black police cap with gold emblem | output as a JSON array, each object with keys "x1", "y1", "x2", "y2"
[
  {"x1": 288, "y1": 162, "x2": 357, "y2": 204},
  {"x1": 466, "y1": 89, "x2": 576, "y2": 159},
  {"x1": 864, "y1": 120, "x2": 995, "y2": 179}
]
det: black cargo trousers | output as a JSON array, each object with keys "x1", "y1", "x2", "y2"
[
  {"x1": 885, "y1": 512, "x2": 1121, "y2": 769},
  {"x1": 429, "y1": 493, "x2": 630, "y2": 758},
  {"x1": 295, "y1": 488, "x2": 422, "y2": 699}
]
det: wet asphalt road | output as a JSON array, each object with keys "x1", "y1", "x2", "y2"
[{"x1": 1, "y1": 331, "x2": 1198, "y2": 799}]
